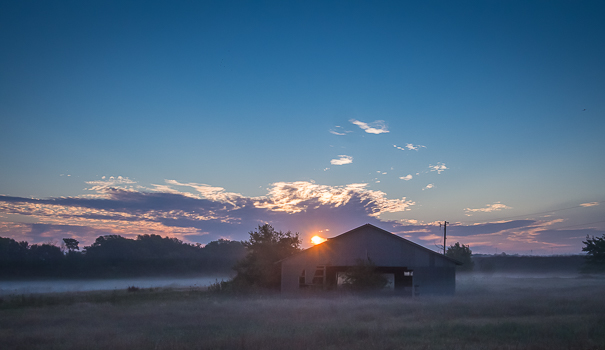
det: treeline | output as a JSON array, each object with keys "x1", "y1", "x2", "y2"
[
  {"x1": 472, "y1": 254, "x2": 586, "y2": 274},
  {"x1": 0, "y1": 235, "x2": 246, "y2": 279}
]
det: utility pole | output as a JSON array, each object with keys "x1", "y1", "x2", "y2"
[{"x1": 440, "y1": 221, "x2": 449, "y2": 255}]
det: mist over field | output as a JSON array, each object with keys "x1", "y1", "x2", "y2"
[
  {"x1": 0, "y1": 276, "x2": 229, "y2": 296},
  {"x1": 2, "y1": 273, "x2": 605, "y2": 350}
]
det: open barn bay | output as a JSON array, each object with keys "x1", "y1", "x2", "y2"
[{"x1": 1, "y1": 275, "x2": 604, "y2": 350}]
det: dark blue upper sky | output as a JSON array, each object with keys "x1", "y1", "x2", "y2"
[{"x1": 1, "y1": 1, "x2": 604, "y2": 254}]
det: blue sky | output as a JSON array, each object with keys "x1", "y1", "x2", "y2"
[{"x1": 1, "y1": 0, "x2": 604, "y2": 254}]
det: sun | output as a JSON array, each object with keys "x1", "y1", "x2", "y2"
[{"x1": 311, "y1": 235, "x2": 326, "y2": 245}]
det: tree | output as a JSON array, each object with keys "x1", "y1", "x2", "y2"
[
  {"x1": 202, "y1": 239, "x2": 246, "y2": 272},
  {"x1": 233, "y1": 224, "x2": 301, "y2": 290},
  {"x1": 446, "y1": 242, "x2": 474, "y2": 271},
  {"x1": 582, "y1": 234, "x2": 605, "y2": 273},
  {"x1": 63, "y1": 238, "x2": 79, "y2": 252},
  {"x1": 340, "y1": 258, "x2": 389, "y2": 292}
]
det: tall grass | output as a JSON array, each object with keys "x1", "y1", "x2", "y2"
[{"x1": 1, "y1": 275, "x2": 604, "y2": 349}]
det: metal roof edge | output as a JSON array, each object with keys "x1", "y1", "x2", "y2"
[{"x1": 277, "y1": 223, "x2": 463, "y2": 265}]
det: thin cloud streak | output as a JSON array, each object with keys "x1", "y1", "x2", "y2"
[
  {"x1": 329, "y1": 126, "x2": 352, "y2": 136},
  {"x1": 394, "y1": 144, "x2": 426, "y2": 151},
  {"x1": 465, "y1": 202, "x2": 512, "y2": 216},
  {"x1": 349, "y1": 119, "x2": 389, "y2": 134}
]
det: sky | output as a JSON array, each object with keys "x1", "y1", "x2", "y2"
[{"x1": 1, "y1": 0, "x2": 604, "y2": 255}]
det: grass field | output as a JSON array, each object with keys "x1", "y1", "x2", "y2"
[{"x1": 1, "y1": 274, "x2": 604, "y2": 350}]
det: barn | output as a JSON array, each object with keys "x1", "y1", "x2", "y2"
[{"x1": 280, "y1": 223, "x2": 461, "y2": 295}]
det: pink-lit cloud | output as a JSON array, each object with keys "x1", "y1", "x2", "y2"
[
  {"x1": 464, "y1": 202, "x2": 512, "y2": 216},
  {"x1": 1, "y1": 179, "x2": 601, "y2": 254}
]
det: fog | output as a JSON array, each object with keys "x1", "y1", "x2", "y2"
[{"x1": 0, "y1": 276, "x2": 229, "y2": 296}]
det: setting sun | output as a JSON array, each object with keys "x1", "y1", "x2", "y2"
[{"x1": 311, "y1": 236, "x2": 327, "y2": 245}]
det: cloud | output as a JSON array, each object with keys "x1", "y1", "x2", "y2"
[
  {"x1": 255, "y1": 181, "x2": 414, "y2": 216},
  {"x1": 349, "y1": 119, "x2": 389, "y2": 134},
  {"x1": 394, "y1": 144, "x2": 426, "y2": 151},
  {"x1": 580, "y1": 202, "x2": 600, "y2": 207},
  {"x1": 429, "y1": 163, "x2": 448, "y2": 174},
  {"x1": 85, "y1": 176, "x2": 137, "y2": 195},
  {"x1": 163, "y1": 180, "x2": 245, "y2": 205},
  {"x1": 1, "y1": 177, "x2": 598, "y2": 254},
  {"x1": 418, "y1": 234, "x2": 441, "y2": 241},
  {"x1": 329, "y1": 126, "x2": 352, "y2": 136},
  {"x1": 446, "y1": 220, "x2": 536, "y2": 237},
  {"x1": 423, "y1": 184, "x2": 434, "y2": 190},
  {"x1": 464, "y1": 202, "x2": 512, "y2": 216},
  {"x1": 400, "y1": 174, "x2": 413, "y2": 181},
  {"x1": 330, "y1": 155, "x2": 353, "y2": 165},
  {"x1": 0, "y1": 179, "x2": 415, "y2": 245},
  {"x1": 537, "y1": 228, "x2": 604, "y2": 242}
]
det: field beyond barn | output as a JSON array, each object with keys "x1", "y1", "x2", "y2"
[{"x1": 1, "y1": 274, "x2": 604, "y2": 350}]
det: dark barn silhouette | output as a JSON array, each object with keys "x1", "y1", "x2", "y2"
[{"x1": 280, "y1": 224, "x2": 461, "y2": 295}]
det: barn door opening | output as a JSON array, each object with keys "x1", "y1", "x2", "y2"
[{"x1": 394, "y1": 270, "x2": 414, "y2": 296}]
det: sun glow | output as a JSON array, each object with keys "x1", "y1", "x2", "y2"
[{"x1": 311, "y1": 235, "x2": 327, "y2": 245}]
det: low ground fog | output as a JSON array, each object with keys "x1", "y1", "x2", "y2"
[{"x1": 1, "y1": 273, "x2": 604, "y2": 350}]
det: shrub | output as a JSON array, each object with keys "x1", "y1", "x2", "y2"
[{"x1": 340, "y1": 258, "x2": 389, "y2": 292}]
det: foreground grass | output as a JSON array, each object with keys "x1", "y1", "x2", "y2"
[{"x1": 1, "y1": 275, "x2": 604, "y2": 349}]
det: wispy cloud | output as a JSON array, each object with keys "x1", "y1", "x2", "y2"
[
  {"x1": 423, "y1": 184, "x2": 434, "y2": 190},
  {"x1": 329, "y1": 126, "x2": 352, "y2": 136},
  {"x1": 164, "y1": 180, "x2": 244, "y2": 205},
  {"x1": 394, "y1": 144, "x2": 426, "y2": 151},
  {"x1": 580, "y1": 202, "x2": 600, "y2": 207},
  {"x1": 330, "y1": 155, "x2": 353, "y2": 165},
  {"x1": 349, "y1": 119, "x2": 389, "y2": 134},
  {"x1": 429, "y1": 162, "x2": 448, "y2": 174},
  {"x1": 464, "y1": 202, "x2": 512, "y2": 216},
  {"x1": 85, "y1": 176, "x2": 137, "y2": 194},
  {"x1": 418, "y1": 233, "x2": 441, "y2": 241},
  {"x1": 400, "y1": 174, "x2": 413, "y2": 181}
]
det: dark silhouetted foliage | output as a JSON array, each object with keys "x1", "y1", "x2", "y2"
[
  {"x1": 232, "y1": 224, "x2": 301, "y2": 290},
  {"x1": 62, "y1": 238, "x2": 79, "y2": 252},
  {"x1": 0, "y1": 237, "x2": 29, "y2": 263},
  {"x1": 446, "y1": 242, "x2": 474, "y2": 271},
  {"x1": 341, "y1": 258, "x2": 389, "y2": 292},
  {"x1": 582, "y1": 234, "x2": 605, "y2": 273},
  {"x1": 0, "y1": 235, "x2": 245, "y2": 278}
]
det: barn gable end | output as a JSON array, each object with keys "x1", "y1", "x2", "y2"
[{"x1": 280, "y1": 224, "x2": 460, "y2": 295}]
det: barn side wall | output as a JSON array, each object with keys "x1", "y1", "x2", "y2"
[{"x1": 281, "y1": 260, "x2": 302, "y2": 293}]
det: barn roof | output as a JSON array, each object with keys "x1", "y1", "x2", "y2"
[{"x1": 279, "y1": 223, "x2": 462, "y2": 265}]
